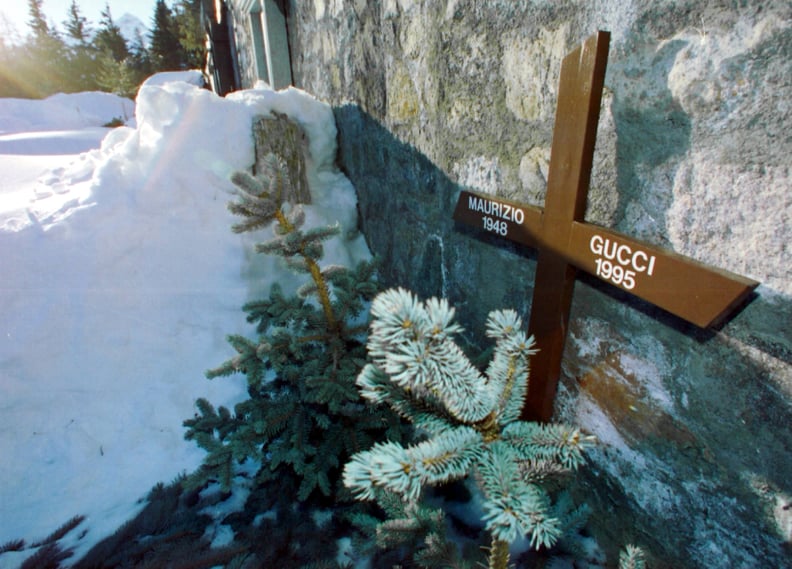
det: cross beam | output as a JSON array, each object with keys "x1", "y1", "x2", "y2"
[{"x1": 453, "y1": 31, "x2": 758, "y2": 422}]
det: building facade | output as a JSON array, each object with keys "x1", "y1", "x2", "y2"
[{"x1": 203, "y1": 0, "x2": 292, "y2": 95}]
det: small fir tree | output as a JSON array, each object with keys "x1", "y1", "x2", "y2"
[
  {"x1": 184, "y1": 152, "x2": 404, "y2": 507},
  {"x1": 95, "y1": 52, "x2": 139, "y2": 98},
  {"x1": 343, "y1": 288, "x2": 596, "y2": 569}
]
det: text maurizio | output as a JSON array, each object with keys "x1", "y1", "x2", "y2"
[{"x1": 468, "y1": 195, "x2": 525, "y2": 237}]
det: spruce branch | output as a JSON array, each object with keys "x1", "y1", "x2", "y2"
[
  {"x1": 205, "y1": 334, "x2": 267, "y2": 386},
  {"x1": 485, "y1": 538, "x2": 510, "y2": 569},
  {"x1": 229, "y1": 155, "x2": 338, "y2": 331},
  {"x1": 366, "y1": 288, "x2": 494, "y2": 423},
  {"x1": 345, "y1": 289, "x2": 596, "y2": 567},
  {"x1": 265, "y1": 207, "x2": 338, "y2": 331},
  {"x1": 551, "y1": 494, "x2": 595, "y2": 560},
  {"x1": 619, "y1": 545, "x2": 647, "y2": 569},
  {"x1": 186, "y1": 140, "x2": 404, "y2": 565},
  {"x1": 228, "y1": 170, "x2": 277, "y2": 233}
]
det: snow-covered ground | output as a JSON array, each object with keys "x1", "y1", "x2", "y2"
[{"x1": 0, "y1": 73, "x2": 368, "y2": 567}]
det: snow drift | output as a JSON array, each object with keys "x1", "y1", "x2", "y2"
[{"x1": 0, "y1": 75, "x2": 367, "y2": 566}]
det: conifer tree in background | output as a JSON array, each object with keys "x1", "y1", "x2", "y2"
[
  {"x1": 26, "y1": 0, "x2": 51, "y2": 38},
  {"x1": 93, "y1": 4, "x2": 129, "y2": 62},
  {"x1": 1, "y1": 0, "x2": 208, "y2": 97},
  {"x1": 93, "y1": 3, "x2": 138, "y2": 97},
  {"x1": 24, "y1": 0, "x2": 69, "y2": 95},
  {"x1": 127, "y1": 30, "x2": 154, "y2": 84},
  {"x1": 343, "y1": 289, "x2": 597, "y2": 569},
  {"x1": 173, "y1": 0, "x2": 205, "y2": 70},
  {"x1": 63, "y1": 0, "x2": 99, "y2": 91},
  {"x1": 150, "y1": 0, "x2": 183, "y2": 71},
  {"x1": 0, "y1": 15, "x2": 26, "y2": 97},
  {"x1": 64, "y1": 0, "x2": 90, "y2": 45},
  {"x1": 95, "y1": 53, "x2": 140, "y2": 98},
  {"x1": 184, "y1": 150, "x2": 405, "y2": 563}
]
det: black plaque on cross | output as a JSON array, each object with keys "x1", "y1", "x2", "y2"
[{"x1": 453, "y1": 31, "x2": 759, "y2": 422}]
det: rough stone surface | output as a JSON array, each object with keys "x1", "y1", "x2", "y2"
[
  {"x1": 227, "y1": 0, "x2": 259, "y2": 89},
  {"x1": 260, "y1": 1, "x2": 790, "y2": 566},
  {"x1": 252, "y1": 113, "x2": 311, "y2": 205}
]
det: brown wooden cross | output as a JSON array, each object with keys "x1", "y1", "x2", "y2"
[{"x1": 453, "y1": 31, "x2": 758, "y2": 422}]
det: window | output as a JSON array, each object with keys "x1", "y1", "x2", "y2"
[
  {"x1": 246, "y1": 0, "x2": 292, "y2": 89},
  {"x1": 249, "y1": 5, "x2": 269, "y2": 84}
]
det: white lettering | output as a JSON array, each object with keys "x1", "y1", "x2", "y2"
[
  {"x1": 589, "y1": 233, "x2": 658, "y2": 290},
  {"x1": 590, "y1": 234, "x2": 604, "y2": 255},
  {"x1": 468, "y1": 195, "x2": 527, "y2": 232},
  {"x1": 632, "y1": 250, "x2": 648, "y2": 272},
  {"x1": 616, "y1": 244, "x2": 632, "y2": 266},
  {"x1": 483, "y1": 216, "x2": 508, "y2": 236},
  {"x1": 603, "y1": 239, "x2": 617, "y2": 260}
]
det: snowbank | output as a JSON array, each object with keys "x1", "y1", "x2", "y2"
[
  {"x1": 141, "y1": 69, "x2": 205, "y2": 88},
  {"x1": 0, "y1": 76, "x2": 367, "y2": 566},
  {"x1": 0, "y1": 91, "x2": 135, "y2": 135}
]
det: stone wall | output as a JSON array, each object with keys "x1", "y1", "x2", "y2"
[
  {"x1": 276, "y1": 1, "x2": 789, "y2": 567},
  {"x1": 227, "y1": 0, "x2": 260, "y2": 89}
]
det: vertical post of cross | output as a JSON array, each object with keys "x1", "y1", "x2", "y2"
[{"x1": 523, "y1": 31, "x2": 611, "y2": 422}]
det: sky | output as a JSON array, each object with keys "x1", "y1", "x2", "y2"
[{"x1": 0, "y1": 1, "x2": 160, "y2": 39}]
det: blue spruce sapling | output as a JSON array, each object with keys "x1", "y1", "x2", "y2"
[
  {"x1": 619, "y1": 545, "x2": 647, "y2": 569},
  {"x1": 184, "y1": 153, "x2": 403, "y2": 509},
  {"x1": 343, "y1": 288, "x2": 596, "y2": 569}
]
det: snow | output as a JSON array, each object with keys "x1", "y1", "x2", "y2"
[
  {"x1": 116, "y1": 13, "x2": 149, "y2": 47},
  {"x1": 140, "y1": 69, "x2": 205, "y2": 88},
  {"x1": 0, "y1": 72, "x2": 369, "y2": 567},
  {"x1": 0, "y1": 92, "x2": 135, "y2": 135}
]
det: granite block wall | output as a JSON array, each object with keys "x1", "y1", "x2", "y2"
[{"x1": 266, "y1": 1, "x2": 789, "y2": 566}]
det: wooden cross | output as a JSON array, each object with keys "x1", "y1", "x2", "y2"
[{"x1": 453, "y1": 31, "x2": 758, "y2": 422}]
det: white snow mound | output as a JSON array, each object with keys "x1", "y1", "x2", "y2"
[{"x1": 0, "y1": 75, "x2": 367, "y2": 567}]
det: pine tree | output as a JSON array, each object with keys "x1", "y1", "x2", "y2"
[
  {"x1": 63, "y1": 0, "x2": 90, "y2": 44},
  {"x1": 150, "y1": 0, "x2": 183, "y2": 71},
  {"x1": 91, "y1": 3, "x2": 140, "y2": 96},
  {"x1": 93, "y1": 4, "x2": 129, "y2": 62},
  {"x1": 127, "y1": 30, "x2": 154, "y2": 83},
  {"x1": 25, "y1": 0, "x2": 69, "y2": 95},
  {"x1": 26, "y1": 0, "x2": 50, "y2": 38},
  {"x1": 173, "y1": 0, "x2": 205, "y2": 69},
  {"x1": 95, "y1": 52, "x2": 139, "y2": 98},
  {"x1": 184, "y1": 149, "x2": 404, "y2": 538},
  {"x1": 63, "y1": 1, "x2": 99, "y2": 91},
  {"x1": 0, "y1": 16, "x2": 27, "y2": 97},
  {"x1": 343, "y1": 289, "x2": 597, "y2": 569}
]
